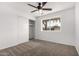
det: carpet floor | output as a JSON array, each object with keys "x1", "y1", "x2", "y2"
[{"x1": 0, "y1": 39, "x2": 78, "y2": 56}]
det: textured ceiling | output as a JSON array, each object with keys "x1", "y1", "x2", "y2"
[
  {"x1": 4, "y1": 2, "x2": 75, "y2": 17},
  {"x1": 26, "y1": 2, "x2": 75, "y2": 17}
]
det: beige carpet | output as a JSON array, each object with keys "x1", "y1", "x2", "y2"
[{"x1": 0, "y1": 39, "x2": 78, "y2": 56}]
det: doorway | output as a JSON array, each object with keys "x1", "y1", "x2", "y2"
[{"x1": 29, "y1": 20, "x2": 35, "y2": 40}]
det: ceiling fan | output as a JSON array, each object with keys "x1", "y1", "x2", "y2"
[{"x1": 27, "y1": 2, "x2": 52, "y2": 13}]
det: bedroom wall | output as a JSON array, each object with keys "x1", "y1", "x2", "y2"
[
  {"x1": 0, "y1": 3, "x2": 30, "y2": 50},
  {"x1": 35, "y1": 7, "x2": 75, "y2": 46},
  {"x1": 75, "y1": 3, "x2": 79, "y2": 54}
]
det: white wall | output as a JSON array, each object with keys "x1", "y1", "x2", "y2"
[
  {"x1": 75, "y1": 3, "x2": 79, "y2": 54},
  {"x1": 0, "y1": 3, "x2": 29, "y2": 50},
  {"x1": 17, "y1": 16, "x2": 29, "y2": 45},
  {"x1": 35, "y1": 7, "x2": 75, "y2": 46}
]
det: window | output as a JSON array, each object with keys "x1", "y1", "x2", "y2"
[{"x1": 41, "y1": 17, "x2": 61, "y2": 31}]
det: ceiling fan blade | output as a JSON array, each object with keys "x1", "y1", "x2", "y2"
[
  {"x1": 42, "y1": 2, "x2": 47, "y2": 7},
  {"x1": 27, "y1": 4, "x2": 37, "y2": 8},
  {"x1": 31, "y1": 10, "x2": 38, "y2": 13},
  {"x1": 42, "y1": 8, "x2": 52, "y2": 11}
]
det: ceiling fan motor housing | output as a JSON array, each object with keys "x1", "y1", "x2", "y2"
[{"x1": 37, "y1": 3, "x2": 42, "y2": 10}]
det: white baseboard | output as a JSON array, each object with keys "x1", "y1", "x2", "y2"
[
  {"x1": 75, "y1": 46, "x2": 79, "y2": 55},
  {"x1": 37, "y1": 38, "x2": 75, "y2": 46}
]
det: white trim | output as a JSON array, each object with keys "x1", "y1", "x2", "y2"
[{"x1": 75, "y1": 46, "x2": 79, "y2": 55}]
